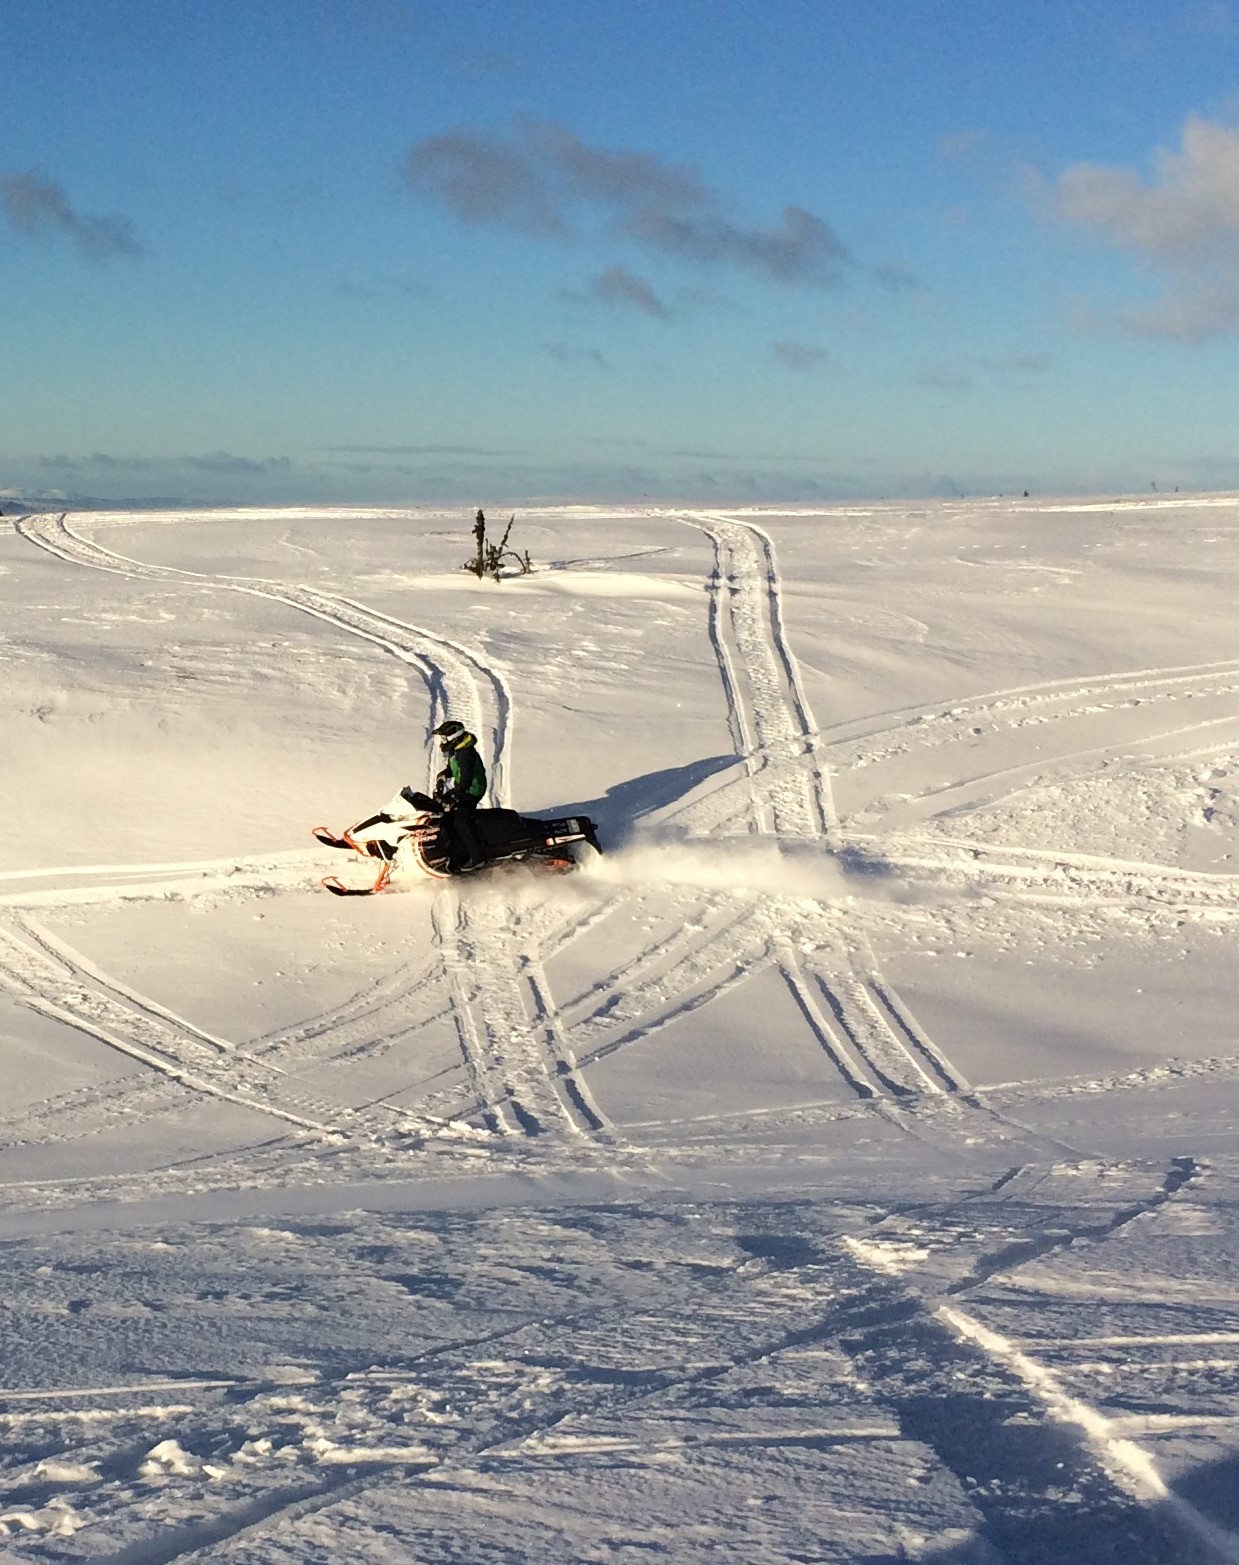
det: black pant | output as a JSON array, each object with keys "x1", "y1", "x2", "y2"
[{"x1": 448, "y1": 797, "x2": 483, "y2": 867}]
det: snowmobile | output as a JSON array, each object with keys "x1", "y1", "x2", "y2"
[{"x1": 312, "y1": 785, "x2": 602, "y2": 896}]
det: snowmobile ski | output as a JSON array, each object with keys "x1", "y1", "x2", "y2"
[
  {"x1": 312, "y1": 825, "x2": 357, "y2": 852},
  {"x1": 322, "y1": 861, "x2": 394, "y2": 897}
]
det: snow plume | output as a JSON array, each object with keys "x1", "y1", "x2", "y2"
[{"x1": 583, "y1": 832, "x2": 871, "y2": 903}]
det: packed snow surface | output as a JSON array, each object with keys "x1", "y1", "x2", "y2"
[{"x1": 1, "y1": 497, "x2": 1237, "y2": 1563}]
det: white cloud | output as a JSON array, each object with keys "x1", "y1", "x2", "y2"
[
  {"x1": 1057, "y1": 117, "x2": 1239, "y2": 254},
  {"x1": 1052, "y1": 116, "x2": 1239, "y2": 339}
]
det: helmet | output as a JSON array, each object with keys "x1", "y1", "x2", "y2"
[{"x1": 434, "y1": 719, "x2": 465, "y2": 752}]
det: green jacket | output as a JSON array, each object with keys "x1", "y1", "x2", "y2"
[{"x1": 445, "y1": 732, "x2": 487, "y2": 800}]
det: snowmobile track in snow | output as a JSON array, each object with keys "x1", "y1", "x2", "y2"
[
  {"x1": 673, "y1": 511, "x2": 835, "y2": 840},
  {"x1": 670, "y1": 512, "x2": 989, "y2": 1126},
  {"x1": 7, "y1": 510, "x2": 1008, "y2": 1157},
  {"x1": 826, "y1": 656, "x2": 1239, "y2": 774},
  {"x1": 859, "y1": 832, "x2": 1239, "y2": 919},
  {"x1": 0, "y1": 917, "x2": 331, "y2": 1135},
  {"x1": 12, "y1": 515, "x2": 601, "y2": 1154},
  {"x1": 11, "y1": 507, "x2": 1231, "y2": 1179},
  {"x1": 16, "y1": 512, "x2": 514, "y2": 801},
  {"x1": 2, "y1": 1168, "x2": 1223, "y2": 1565},
  {"x1": 0, "y1": 915, "x2": 471, "y2": 1152}
]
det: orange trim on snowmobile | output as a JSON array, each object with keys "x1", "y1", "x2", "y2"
[
  {"x1": 407, "y1": 818, "x2": 452, "y2": 879},
  {"x1": 311, "y1": 824, "x2": 364, "y2": 852},
  {"x1": 321, "y1": 859, "x2": 393, "y2": 896}
]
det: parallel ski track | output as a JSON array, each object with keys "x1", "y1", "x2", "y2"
[
  {"x1": 433, "y1": 889, "x2": 579, "y2": 1138},
  {"x1": 507, "y1": 901, "x2": 615, "y2": 1138},
  {"x1": 0, "y1": 918, "x2": 333, "y2": 1136},
  {"x1": 553, "y1": 895, "x2": 772, "y2": 1036},
  {"x1": 12, "y1": 514, "x2": 612, "y2": 1153},
  {"x1": 854, "y1": 832, "x2": 1239, "y2": 917},
  {"x1": 570, "y1": 906, "x2": 776, "y2": 1070},
  {"x1": 825, "y1": 657, "x2": 1239, "y2": 775},
  {"x1": 0, "y1": 1069, "x2": 185, "y2": 1155},
  {"x1": 669, "y1": 512, "x2": 982, "y2": 1111},
  {"x1": 673, "y1": 511, "x2": 834, "y2": 840},
  {"x1": 4, "y1": 1162, "x2": 1217, "y2": 1565},
  {"x1": 0, "y1": 914, "x2": 490, "y2": 1155},
  {"x1": 863, "y1": 718, "x2": 1239, "y2": 842},
  {"x1": 244, "y1": 946, "x2": 494, "y2": 1127},
  {"x1": 16, "y1": 510, "x2": 1229, "y2": 1167},
  {"x1": 16, "y1": 513, "x2": 512, "y2": 801}
]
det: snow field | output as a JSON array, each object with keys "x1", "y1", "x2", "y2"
[{"x1": 0, "y1": 497, "x2": 1237, "y2": 1561}]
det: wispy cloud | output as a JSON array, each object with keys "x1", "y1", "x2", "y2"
[
  {"x1": 402, "y1": 120, "x2": 864, "y2": 290},
  {"x1": 544, "y1": 342, "x2": 613, "y2": 371},
  {"x1": 770, "y1": 339, "x2": 828, "y2": 371},
  {"x1": 39, "y1": 452, "x2": 158, "y2": 472},
  {"x1": 324, "y1": 443, "x2": 519, "y2": 456},
  {"x1": 187, "y1": 451, "x2": 291, "y2": 475},
  {"x1": 913, "y1": 351, "x2": 1053, "y2": 392},
  {"x1": 1184, "y1": 1, "x2": 1236, "y2": 36},
  {"x1": 0, "y1": 173, "x2": 141, "y2": 260},
  {"x1": 39, "y1": 450, "x2": 289, "y2": 476},
  {"x1": 914, "y1": 365, "x2": 975, "y2": 392},
  {"x1": 1049, "y1": 115, "x2": 1239, "y2": 339},
  {"x1": 572, "y1": 264, "x2": 670, "y2": 318},
  {"x1": 334, "y1": 274, "x2": 428, "y2": 301}
]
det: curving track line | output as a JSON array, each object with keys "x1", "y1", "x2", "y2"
[
  {"x1": 674, "y1": 511, "x2": 834, "y2": 840},
  {"x1": 666, "y1": 511, "x2": 980, "y2": 1121},
  {"x1": 16, "y1": 513, "x2": 512, "y2": 797},
  {"x1": 853, "y1": 833, "x2": 1239, "y2": 918},
  {"x1": 14, "y1": 508, "x2": 1226, "y2": 1169},
  {"x1": 478, "y1": 508, "x2": 978, "y2": 1124},
  {"x1": 826, "y1": 658, "x2": 1239, "y2": 778},
  {"x1": 0, "y1": 917, "x2": 331, "y2": 1135},
  {"x1": 11, "y1": 513, "x2": 600, "y2": 1151}
]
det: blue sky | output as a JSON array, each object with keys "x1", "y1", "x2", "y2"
[{"x1": 4, "y1": 0, "x2": 1239, "y2": 505}]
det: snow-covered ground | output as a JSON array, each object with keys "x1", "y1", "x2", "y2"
[{"x1": 1, "y1": 497, "x2": 1237, "y2": 1563}]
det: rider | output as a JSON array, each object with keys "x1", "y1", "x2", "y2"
[{"x1": 432, "y1": 719, "x2": 487, "y2": 869}]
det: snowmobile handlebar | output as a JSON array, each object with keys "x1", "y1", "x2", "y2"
[{"x1": 400, "y1": 787, "x2": 441, "y2": 813}]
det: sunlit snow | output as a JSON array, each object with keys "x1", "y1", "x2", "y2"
[{"x1": 1, "y1": 497, "x2": 1237, "y2": 1563}]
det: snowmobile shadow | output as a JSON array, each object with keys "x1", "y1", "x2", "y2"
[{"x1": 549, "y1": 753, "x2": 740, "y2": 847}]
